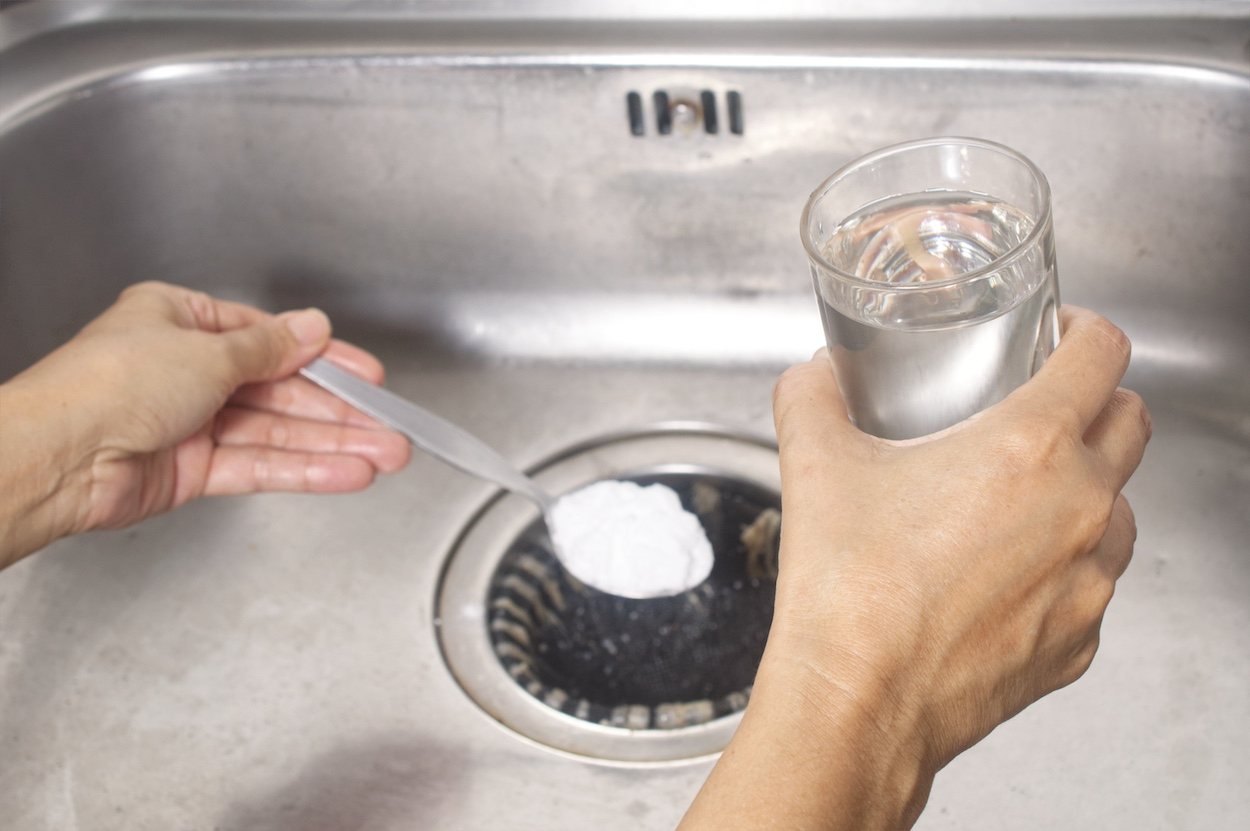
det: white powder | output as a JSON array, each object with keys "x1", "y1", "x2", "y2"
[{"x1": 548, "y1": 480, "x2": 714, "y2": 599}]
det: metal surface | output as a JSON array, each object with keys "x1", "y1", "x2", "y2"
[
  {"x1": 300, "y1": 357, "x2": 555, "y2": 513},
  {"x1": 1, "y1": 3, "x2": 1248, "y2": 830}
]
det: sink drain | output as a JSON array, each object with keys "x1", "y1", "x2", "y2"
[
  {"x1": 435, "y1": 425, "x2": 781, "y2": 762},
  {"x1": 489, "y1": 469, "x2": 778, "y2": 730}
]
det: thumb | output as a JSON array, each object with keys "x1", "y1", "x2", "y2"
[{"x1": 219, "y1": 308, "x2": 332, "y2": 385}]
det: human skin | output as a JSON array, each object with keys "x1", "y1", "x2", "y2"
[
  {"x1": 0, "y1": 281, "x2": 411, "y2": 568},
  {"x1": 679, "y1": 306, "x2": 1151, "y2": 830}
]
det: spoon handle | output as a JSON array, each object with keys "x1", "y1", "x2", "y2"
[{"x1": 299, "y1": 358, "x2": 553, "y2": 512}]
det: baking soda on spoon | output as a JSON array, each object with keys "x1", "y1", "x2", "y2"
[{"x1": 548, "y1": 480, "x2": 714, "y2": 599}]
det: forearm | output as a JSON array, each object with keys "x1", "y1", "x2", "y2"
[
  {"x1": 0, "y1": 375, "x2": 95, "y2": 569},
  {"x1": 679, "y1": 629, "x2": 933, "y2": 831}
]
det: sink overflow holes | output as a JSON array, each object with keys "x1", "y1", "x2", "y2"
[{"x1": 627, "y1": 89, "x2": 744, "y2": 137}]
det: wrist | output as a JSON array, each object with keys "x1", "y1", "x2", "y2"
[
  {"x1": 680, "y1": 619, "x2": 936, "y2": 831},
  {"x1": 757, "y1": 627, "x2": 936, "y2": 828},
  {"x1": 0, "y1": 373, "x2": 99, "y2": 567}
]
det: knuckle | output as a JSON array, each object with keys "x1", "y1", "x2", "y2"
[
  {"x1": 1062, "y1": 636, "x2": 1101, "y2": 688},
  {"x1": 1084, "y1": 571, "x2": 1118, "y2": 617},
  {"x1": 300, "y1": 454, "x2": 317, "y2": 492},
  {"x1": 266, "y1": 416, "x2": 291, "y2": 449},
  {"x1": 118, "y1": 280, "x2": 162, "y2": 300},
  {"x1": 771, "y1": 363, "x2": 807, "y2": 413},
  {"x1": 992, "y1": 414, "x2": 1071, "y2": 475},
  {"x1": 771, "y1": 363, "x2": 815, "y2": 435},
  {"x1": 1118, "y1": 388, "x2": 1154, "y2": 443},
  {"x1": 251, "y1": 453, "x2": 270, "y2": 491},
  {"x1": 1115, "y1": 495, "x2": 1138, "y2": 541},
  {"x1": 1109, "y1": 388, "x2": 1151, "y2": 437},
  {"x1": 1102, "y1": 496, "x2": 1138, "y2": 576},
  {"x1": 1114, "y1": 386, "x2": 1144, "y2": 412},
  {"x1": 1070, "y1": 490, "x2": 1116, "y2": 553},
  {"x1": 334, "y1": 423, "x2": 357, "y2": 456},
  {"x1": 1086, "y1": 315, "x2": 1132, "y2": 363},
  {"x1": 183, "y1": 288, "x2": 221, "y2": 329}
]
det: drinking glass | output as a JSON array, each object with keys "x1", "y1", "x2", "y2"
[{"x1": 800, "y1": 136, "x2": 1060, "y2": 440}]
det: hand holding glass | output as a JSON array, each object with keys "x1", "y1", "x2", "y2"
[{"x1": 801, "y1": 137, "x2": 1060, "y2": 440}]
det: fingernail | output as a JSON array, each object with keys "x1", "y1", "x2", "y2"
[{"x1": 283, "y1": 308, "x2": 330, "y2": 346}]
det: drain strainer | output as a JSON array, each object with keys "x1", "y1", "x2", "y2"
[{"x1": 435, "y1": 424, "x2": 781, "y2": 762}]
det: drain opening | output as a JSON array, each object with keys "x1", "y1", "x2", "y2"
[
  {"x1": 487, "y1": 469, "x2": 780, "y2": 731},
  {"x1": 436, "y1": 426, "x2": 782, "y2": 761}
]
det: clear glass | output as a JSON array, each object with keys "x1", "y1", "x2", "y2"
[{"x1": 800, "y1": 137, "x2": 1060, "y2": 440}]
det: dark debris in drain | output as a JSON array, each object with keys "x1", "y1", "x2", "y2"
[{"x1": 487, "y1": 471, "x2": 780, "y2": 730}]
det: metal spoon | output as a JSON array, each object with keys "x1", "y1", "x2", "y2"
[
  {"x1": 299, "y1": 358, "x2": 711, "y2": 599},
  {"x1": 299, "y1": 357, "x2": 558, "y2": 520}
]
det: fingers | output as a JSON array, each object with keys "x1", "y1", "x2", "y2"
[
  {"x1": 1058, "y1": 495, "x2": 1136, "y2": 636},
  {"x1": 1082, "y1": 387, "x2": 1152, "y2": 493},
  {"x1": 1005, "y1": 306, "x2": 1132, "y2": 430},
  {"x1": 227, "y1": 343, "x2": 391, "y2": 429},
  {"x1": 1049, "y1": 494, "x2": 1136, "y2": 692},
  {"x1": 119, "y1": 282, "x2": 386, "y2": 391},
  {"x1": 321, "y1": 339, "x2": 387, "y2": 384},
  {"x1": 772, "y1": 348, "x2": 857, "y2": 450},
  {"x1": 219, "y1": 308, "x2": 332, "y2": 384},
  {"x1": 118, "y1": 282, "x2": 333, "y2": 386},
  {"x1": 230, "y1": 377, "x2": 381, "y2": 429},
  {"x1": 202, "y1": 447, "x2": 380, "y2": 496},
  {"x1": 200, "y1": 298, "x2": 387, "y2": 392},
  {"x1": 213, "y1": 407, "x2": 411, "y2": 473}
]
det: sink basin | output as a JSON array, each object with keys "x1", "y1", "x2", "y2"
[{"x1": 2, "y1": 4, "x2": 1248, "y2": 829}]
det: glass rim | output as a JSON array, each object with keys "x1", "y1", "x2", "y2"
[{"x1": 800, "y1": 136, "x2": 1054, "y2": 291}]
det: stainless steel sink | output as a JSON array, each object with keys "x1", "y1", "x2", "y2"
[{"x1": 2, "y1": 3, "x2": 1248, "y2": 829}]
